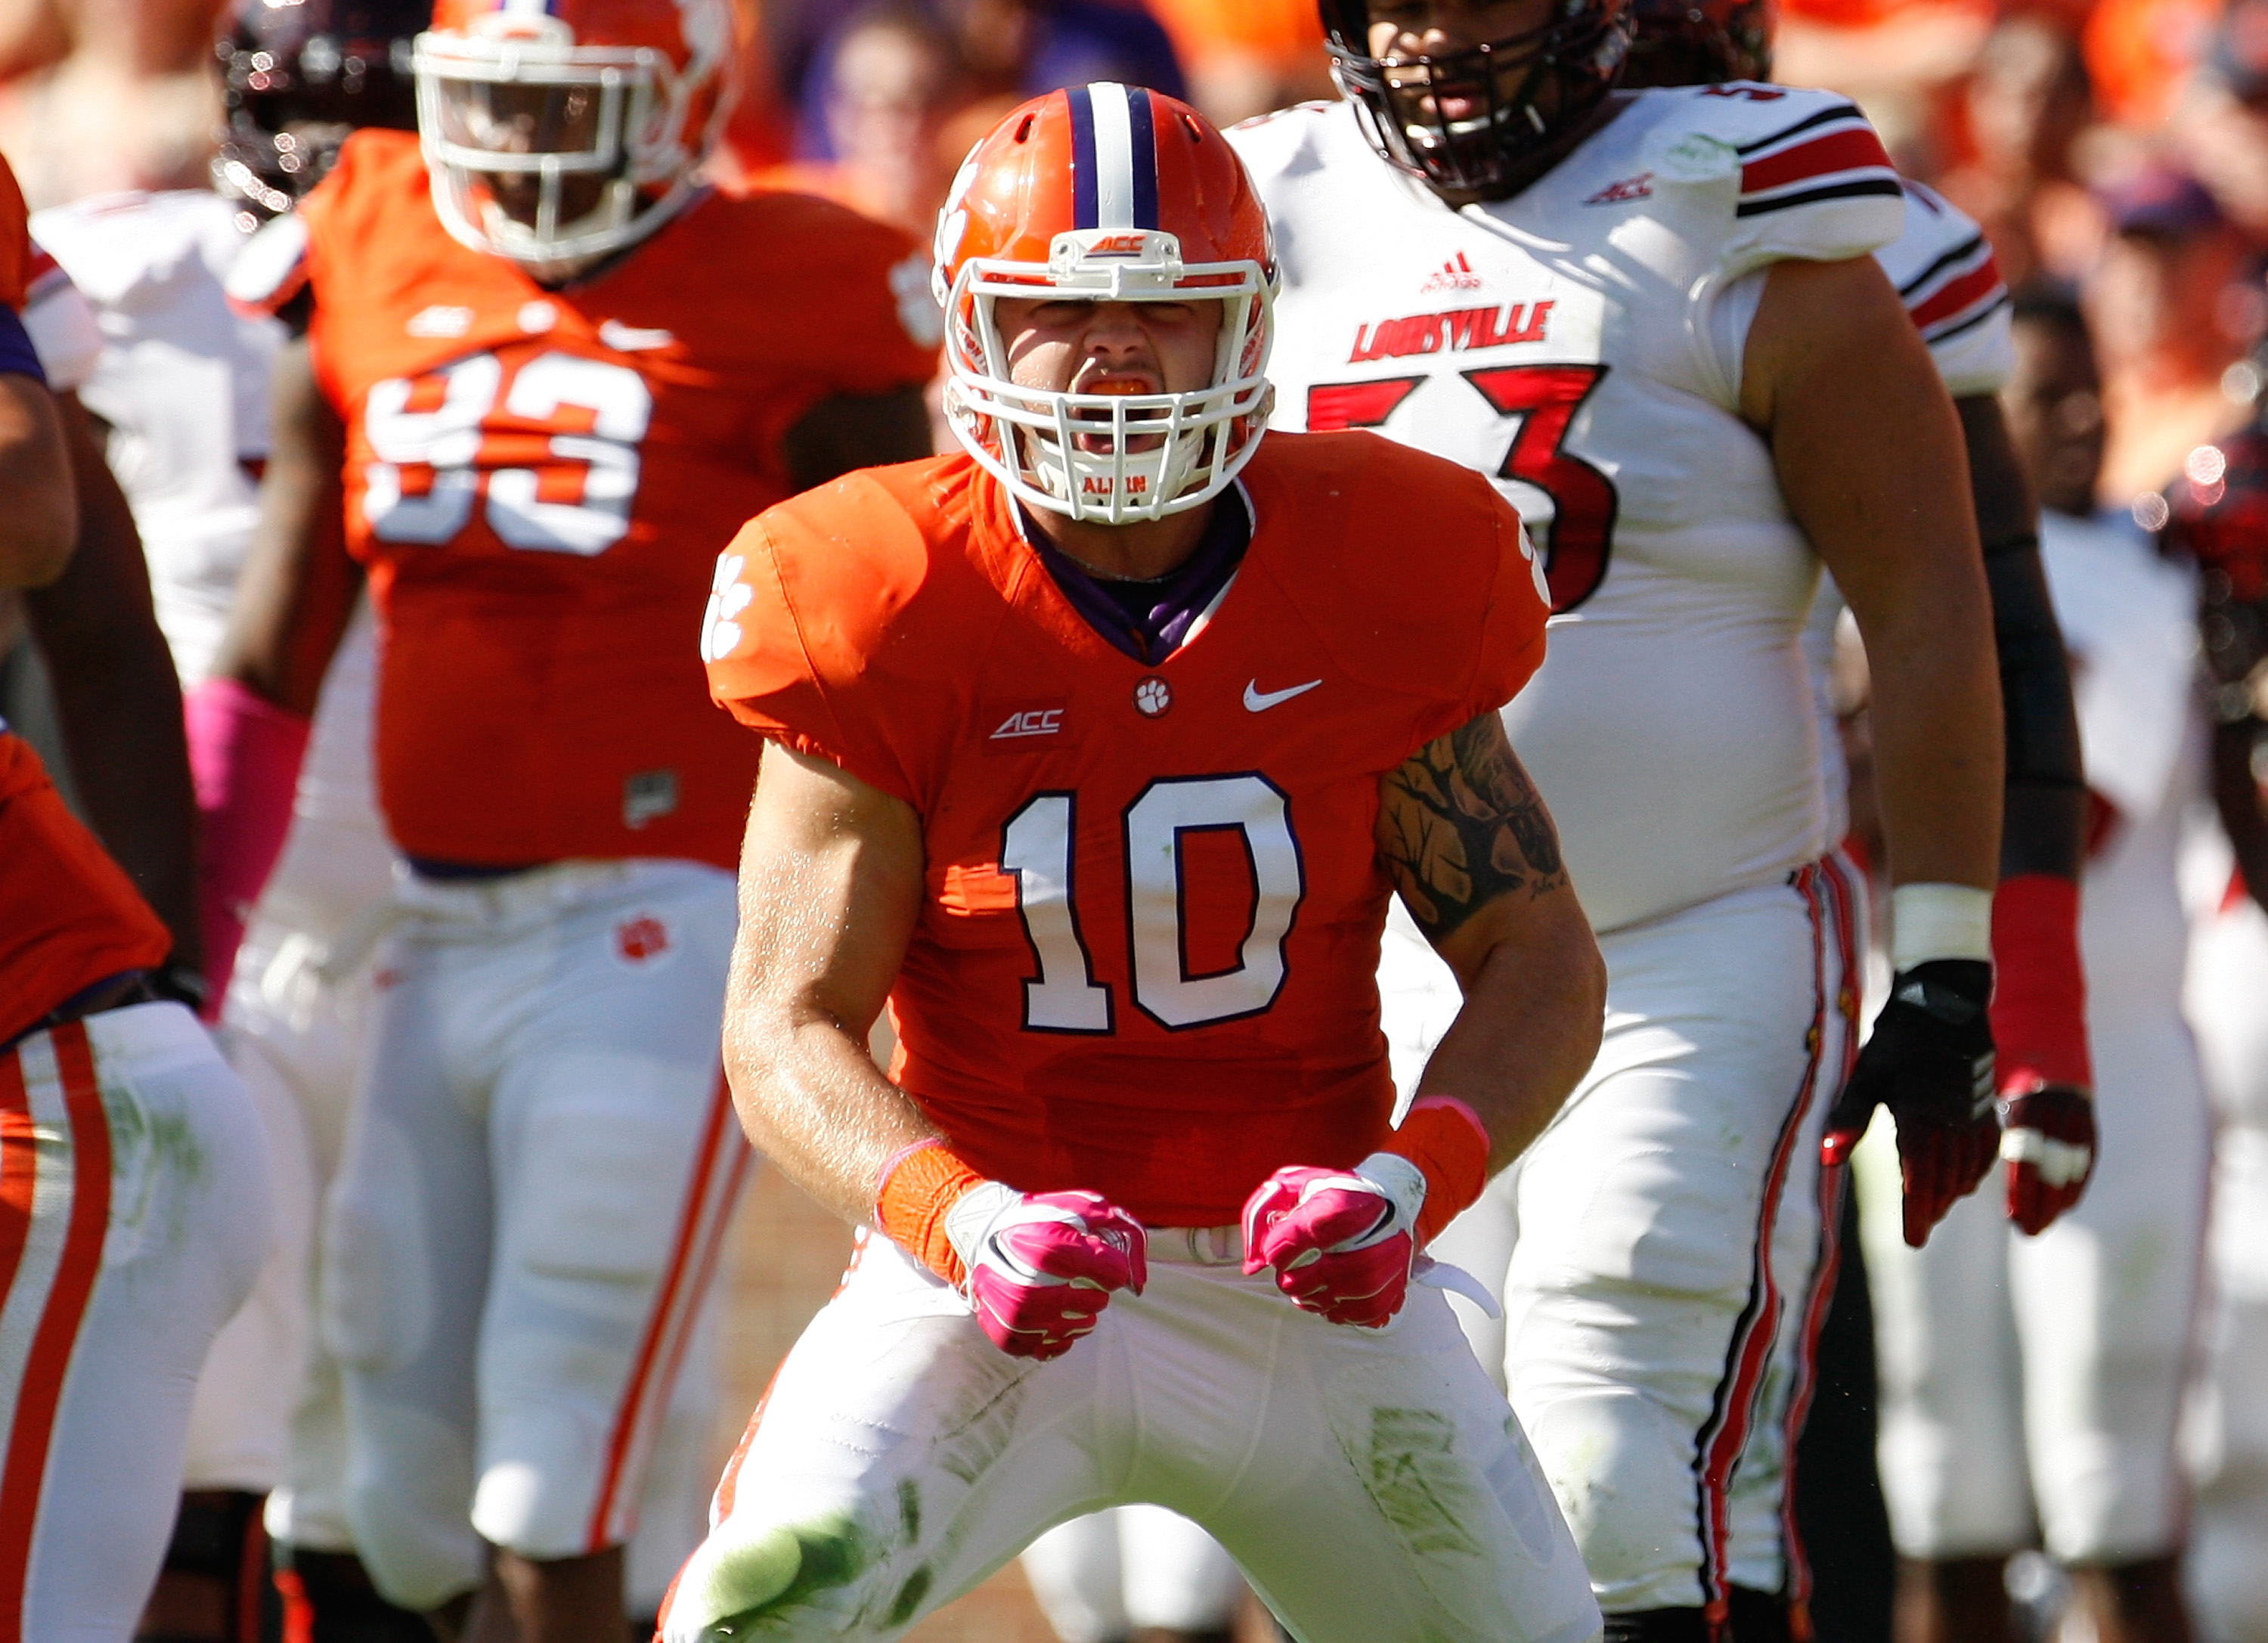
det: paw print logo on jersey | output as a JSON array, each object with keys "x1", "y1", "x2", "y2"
[{"x1": 700, "y1": 553, "x2": 751, "y2": 663}]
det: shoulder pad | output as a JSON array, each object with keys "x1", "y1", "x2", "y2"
[
  {"x1": 1635, "y1": 85, "x2": 1904, "y2": 274},
  {"x1": 1222, "y1": 101, "x2": 1343, "y2": 187}
]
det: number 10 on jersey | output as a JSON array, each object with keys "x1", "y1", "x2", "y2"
[{"x1": 1002, "y1": 775, "x2": 1306, "y2": 1033}]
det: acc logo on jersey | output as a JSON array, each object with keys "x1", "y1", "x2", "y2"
[
  {"x1": 982, "y1": 697, "x2": 1077, "y2": 754},
  {"x1": 1582, "y1": 173, "x2": 1653, "y2": 206}
]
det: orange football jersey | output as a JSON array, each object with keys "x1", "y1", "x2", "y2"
[
  {"x1": 0, "y1": 730, "x2": 172, "y2": 1043},
  {"x1": 705, "y1": 433, "x2": 1550, "y2": 1225},
  {"x1": 0, "y1": 156, "x2": 28, "y2": 309},
  {"x1": 287, "y1": 130, "x2": 939, "y2": 866}
]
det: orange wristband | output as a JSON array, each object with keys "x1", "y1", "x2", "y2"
[
  {"x1": 1387, "y1": 1097, "x2": 1492, "y2": 1246},
  {"x1": 873, "y1": 1139, "x2": 987, "y2": 1288}
]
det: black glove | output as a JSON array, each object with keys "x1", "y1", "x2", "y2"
[{"x1": 1820, "y1": 959, "x2": 1998, "y2": 1248}]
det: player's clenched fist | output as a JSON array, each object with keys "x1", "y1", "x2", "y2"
[
  {"x1": 947, "y1": 1186, "x2": 1147, "y2": 1357},
  {"x1": 1241, "y1": 1098, "x2": 1491, "y2": 1328},
  {"x1": 874, "y1": 1139, "x2": 1145, "y2": 1359}
]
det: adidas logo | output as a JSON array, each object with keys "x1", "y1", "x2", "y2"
[{"x1": 1419, "y1": 250, "x2": 1484, "y2": 293}]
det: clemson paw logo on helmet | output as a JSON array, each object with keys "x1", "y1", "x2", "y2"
[
  {"x1": 891, "y1": 253, "x2": 945, "y2": 349},
  {"x1": 700, "y1": 553, "x2": 751, "y2": 662}
]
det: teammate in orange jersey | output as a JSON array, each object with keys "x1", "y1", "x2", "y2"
[
  {"x1": 661, "y1": 85, "x2": 1605, "y2": 1643},
  {"x1": 201, "y1": 0, "x2": 939, "y2": 1636},
  {"x1": 0, "y1": 151, "x2": 272, "y2": 1643}
]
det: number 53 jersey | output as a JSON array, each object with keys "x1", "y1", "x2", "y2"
[
  {"x1": 1232, "y1": 87, "x2": 1907, "y2": 935},
  {"x1": 703, "y1": 436, "x2": 1548, "y2": 1226},
  {"x1": 249, "y1": 129, "x2": 940, "y2": 869}
]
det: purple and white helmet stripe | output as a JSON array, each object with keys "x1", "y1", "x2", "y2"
[{"x1": 1067, "y1": 82, "x2": 1160, "y2": 232}]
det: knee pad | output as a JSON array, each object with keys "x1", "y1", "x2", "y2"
[{"x1": 277, "y1": 1548, "x2": 442, "y2": 1643}]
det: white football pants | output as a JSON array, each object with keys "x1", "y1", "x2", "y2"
[
  {"x1": 1387, "y1": 860, "x2": 1864, "y2": 1617},
  {"x1": 662, "y1": 1232, "x2": 1603, "y2": 1643},
  {"x1": 1860, "y1": 1005, "x2": 2208, "y2": 1564},
  {"x1": 324, "y1": 857, "x2": 748, "y2": 1611},
  {"x1": 1, "y1": 1003, "x2": 270, "y2": 1643},
  {"x1": 2183, "y1": 879, "x2": 2268, "y2": 1642},
  {"x1": 225, "y1": 616, "x2": 725, "y2": 1614}
]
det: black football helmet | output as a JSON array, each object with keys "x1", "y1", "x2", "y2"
[
  {"x1": 213, "y1": 0, "x2": 427, "y2": 219},
  {"x1": 1321, "y1": 0, "x2": 1637, "y2": 199},
  {"x1": 1622, "y1": 0, "x2": 1775, "y2": 88}
]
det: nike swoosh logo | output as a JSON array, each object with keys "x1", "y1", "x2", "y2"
[
  {"x1": 1244, "y1": 678, "x2": 1321, "y2": 712},
  {"x1": 599, "y1": 318, "x2": 675, "y2": 352}
]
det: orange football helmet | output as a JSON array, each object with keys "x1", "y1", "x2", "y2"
[
  {"x1": 932, "y1": 83, "x2": 1277, "y2": 525},
  {"x1": 412, "y1": 0, "x2": 735, "y2": 271}
]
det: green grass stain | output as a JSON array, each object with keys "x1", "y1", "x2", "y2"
[
  {"x1": 101, "y1": 1083, "x2": 207, "y2": 1252},
  {"x1": 886, "y1": 1566, "x2": 933, "y2": 1627},
  {"x1": 896, "y1": 1479, "x2": 921, "y2": 1545},
  {"x1": 936, "y1": 1372, "x2": 1029, "y2": 1486},
  {"x1": 707, "y1": 1511, "x2": 872, "y2": 1637},
  {"x1": 1361, "y1": 1407, "x2": 1487, "y2": 1559}
]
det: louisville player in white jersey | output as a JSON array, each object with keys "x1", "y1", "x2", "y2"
[
  {"x1": 200, "y1": 0, "x2": 940, "y2": 1635},
  {"x1": 1228, "y1": 4, "x2": 2008, "y2": 1636},
  {"x1": 2154, "y1": 392, "x2": 2268, "y2": 1643},
  {"x1": 1615, "y1": 9, "x2": 2099, "y2": 1640},
  {"x1": 1859, "y1": 292, "x2": 2208, "y2": 1643}
]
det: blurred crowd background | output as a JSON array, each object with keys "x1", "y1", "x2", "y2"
[{"x1": 14, "y1": 0, "x2": 2268, "y2": 518}]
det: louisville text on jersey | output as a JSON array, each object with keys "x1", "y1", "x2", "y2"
[{"x1": 1347, "y1": 299, "x2": 1554, "y2": 364}]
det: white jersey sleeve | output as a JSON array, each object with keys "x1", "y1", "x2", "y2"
[
  {"x1": 21, "y1": 247, "x2": 101, "y2": 393},
  {"x1": 1699, "y1": 83, "x2": 1909, "y2": 279},
  {"x1": 32, "y1": 191, "x2": 286, "y2": 683},
  {"x1": 1876, "y1": 180, "x2": 2012, "y2": 398}
]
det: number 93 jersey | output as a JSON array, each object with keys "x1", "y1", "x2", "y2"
[
  {"x1": 1231, "y1": 87, "x2": 1907, "y2": 935},
  {"x1": 704, "y1": 436, "x2": 1548, "y2": 1226},
  {"x1": 250, "y1": 130, "x2": 940, "y2": 869}
]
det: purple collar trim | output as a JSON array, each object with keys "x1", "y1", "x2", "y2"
[{"x1": 1024, "y1": 488, "x2": 1252, "y2": 665}]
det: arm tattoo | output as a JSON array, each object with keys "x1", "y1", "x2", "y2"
[{"x1": 1377, "y1": 711, "x2": 1569, "y2": 944}]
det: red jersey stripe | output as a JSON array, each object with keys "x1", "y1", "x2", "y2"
[
  {"x1": 583, "y1": 1074, "x2": 745, "y2": 1552},
  {"x1": 1907, "y1": 259, "x2": 2004, "y2": 333},
  {"x1": 0, "y1": 1025, "x2": 111, "y2": 1639},
  {"x1": 1740, "y1": 127, "x2": 1894, "y2": 197}
]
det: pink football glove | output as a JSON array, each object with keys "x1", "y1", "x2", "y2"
[
  {"x1": 943, "y1": 1184, "x2": 1147, "y2": 1360},
  {"x1": 2000, "y1": 1087, "x2": 2096, "y2": 1235},
  {"x1": 1241, "y1": 1153, "x2": 1429, "y2": 1328}
]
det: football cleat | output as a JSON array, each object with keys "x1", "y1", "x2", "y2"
[
  {"x1": 411, "y1": 0, "x2": 736, "y2": 272},
  {"x1": 1319, "y1": 0, "x2": 1637, "y2": 200},
  {"x1": 931, "y1": 82, "x2": 1277, "y2": 526}
]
